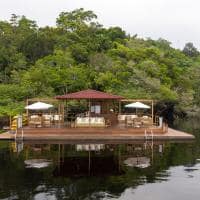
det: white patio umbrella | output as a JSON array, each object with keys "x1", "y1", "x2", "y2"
[
  {"x1": 125, "y1": 102, "x2": 150, "y2": 109},
  {"x1": 125, "y1": 101, "x2": 150, "y2": 115},
  {"x1": 25, "y1": 101, "x2": 53, "y2": 110}
]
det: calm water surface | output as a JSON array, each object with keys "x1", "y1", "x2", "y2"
[{"x1": 0, "y1": 118, "x2": 200, "y2": 200}]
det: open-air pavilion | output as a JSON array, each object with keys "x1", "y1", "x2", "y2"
[
  {"x1": 55, "y1": 89, "x2": 157, "y2": 128},
  {"x1": 56, "y1": 89, "x2": 124, "y2": 128}
]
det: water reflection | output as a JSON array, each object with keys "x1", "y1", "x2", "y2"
[
  {"x1": 24, "y1": 159, "x2": 52, "y2": 168},
  {"x1": 124, "y1": 157, "x2": 151, "y2": 168},
  {"x1": 0, "y1": 121, "x2": 199, "y2": 200},
  {"x1": 10, "y1": 140, "x2": 165, "y2": 177}
]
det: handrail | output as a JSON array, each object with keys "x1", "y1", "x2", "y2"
[
  {"x1": 151, "y1": 129, "x2": 154, "y2": 140},
  {"x1": 15, "y1": 129, "x2": 17, "y2": 141},
  {"x1": 21, "y1": 128, "x2": 24, "y2": 141},
  {"x1": 145, "y1": 129, "x2": 154, "y2": 140},
  {"x1": 162, "y1": 122, "x2": 168, "y2": 133}
]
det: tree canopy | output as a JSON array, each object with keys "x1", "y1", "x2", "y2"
[{"x1": 0, "y1": 9, "x2": 199, "y2": 116}]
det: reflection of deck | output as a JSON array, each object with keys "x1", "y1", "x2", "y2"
[
  {"x1": 53, "y1": 156, "x2": 123, "y2": 177},
  {"x1": 0, "y1": 126, "x2": 194, "y2": 141}
]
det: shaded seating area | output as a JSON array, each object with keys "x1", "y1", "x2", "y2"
[
  {"x1": 28, "y1": 114, "x2": 63, "y2": 128},
  {"x1": 123, "y1": 115, "x2": 153, "y2": 128},
  {"x1": 118, "y1": 100, "x2": 155, "y2": 128},
  {"x1": 118, "y1": 114, "x2": 138, "y2": 123},
  {"x1": 26, "y1": 99, "x2": 64, "y2": 128}
]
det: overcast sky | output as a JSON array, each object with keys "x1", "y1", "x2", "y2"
[{"x1": 0, "y1": 0, "x2": 199, "y2": 49}]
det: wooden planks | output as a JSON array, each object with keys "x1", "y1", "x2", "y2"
[{"x1": 14, "y1": 127, "x2": 194, "y2": 141}]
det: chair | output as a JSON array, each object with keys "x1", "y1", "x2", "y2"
[
  {"x1": 42, "y1": 115, "x2": 52, "y2": 127},
  {"x1": 141, "y1": 117, "x2": 152, "y2": 127},
  {"x1": 133, "y1": 118, "x2": 142, "y2": 128},
  {"x1": 125, "y1": 116, "x2": 134, "y2": 127},
  {"x1": 118, "y1": 115, "x2": 126, "y2": 123},
  {"x1": 105, "y1": 119, "x2": 111, "y2": 127},
  {"x1": 54, "y1": 114, "x2": 62, "y2": 126},
  {"x1": 29, "y1": 115, "x2": 42, "y2": 128}
]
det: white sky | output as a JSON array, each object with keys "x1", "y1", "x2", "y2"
[{"x1": 0, "y1": 0, "x2": 199, "y2": 49}]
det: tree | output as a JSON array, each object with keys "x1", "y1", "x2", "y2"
[
  {"x1": 19, "y1": 32, "x2": 55, "y2": 63},
  {"x1": 183, "y1": 42, "x2": 199, "y2": 57},
  {"x1": 56, "y1": 8, "x2": 97, "y2": 32}
]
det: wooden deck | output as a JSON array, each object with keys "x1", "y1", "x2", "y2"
[{"x1": 0, "y1": 126, "x2": 195, "y2": 141}]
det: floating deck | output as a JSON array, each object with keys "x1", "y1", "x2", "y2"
[{"x1": 0, "y1": 127, "x2": 195, "y2": 141}]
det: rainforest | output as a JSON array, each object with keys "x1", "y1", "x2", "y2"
[{"x1": 0, "y1": 8, "x2": 200, "y2": 118}]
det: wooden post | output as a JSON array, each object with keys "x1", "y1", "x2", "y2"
[
  {"x1": 9, "y1": 115, "x2": 12, "y2": 129},
  {"x1": 88, "y1": 99, "x2": 91, "y2": 127},
  {"x1": 88, "y1": 150, "x2": 91, "y2": 175},
  {"x1": 58, "y1": 103, "x2": 61, "y2": 127},
  {"x1": 62, "y1": 144, "x2": 65, "y2": 163},
  {"x1": 152, "y1": 100, "x2": 154, "y2": 124},
  {"x1": 118, "y1": 101, "x2": 121, "y2": 114},
  {"x1": 118, "y1": 145, "x2": 121, "y2": 172},
  {"x1": 66, "y1": 100, "x2": 68, "y2": 126},
  {"x1": 26, "y1": 99, "x2": 29, "y2": 125},
  {"x1": 61, "y1": 102, "x2": 64, "y2": 126},
  {"x1": 88, "y1": 99, "x2": 91, "y2": 117},
  {"x1": 58, "y1": 144, "x2": 61, "y2": 172}
]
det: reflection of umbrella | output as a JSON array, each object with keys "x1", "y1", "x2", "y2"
[
  {"x1": 125, "y1": 102, "x2": 150, "y2": 109},
  {"x1": 25, "y1": 102, "x2": 53, "y2": 110},
  {"x1": 24, "y1": 159, "x2": 52, "y2": 168},
  {"x1": 124, "y1": 157, "x2": 150, "y2": 168}
]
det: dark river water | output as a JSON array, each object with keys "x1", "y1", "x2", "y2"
[{"x1": 0, "y1": 118, "x2": 200, "y2": 200}]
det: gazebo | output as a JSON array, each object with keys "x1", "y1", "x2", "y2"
[{"x1": 56, "y1": 89, "x2": 124, "y2": 127}]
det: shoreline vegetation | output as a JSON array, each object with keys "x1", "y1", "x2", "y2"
[{"x1": 0, "y1": 8, "x2": 200, "y2": 122}]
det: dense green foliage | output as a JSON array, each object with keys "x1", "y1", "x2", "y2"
[{"x1": 0, "y1": 9, "x2": 200, "y2": 116}]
